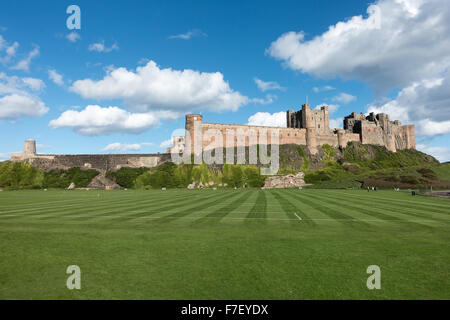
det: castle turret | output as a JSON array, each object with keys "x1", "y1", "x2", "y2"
[
  {"x1": 185, "y1": 114, "x2": 203, "y2": 157},
  {"x1": 337, "y1": 129, "x2": 347, "y2": 149},
  {"x1": 24, "y1": 139, "x2": 36, "y2": 155},
  {"x1": 386, "y1": 134, "x2": 396, "y2": 152},
  {"x1": 302, "y1": 104, "x2": 318, "y2": 154}
]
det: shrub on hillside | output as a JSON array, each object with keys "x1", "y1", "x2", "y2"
[
  {"x1": 106, "y1": 167, "x2": 148, "y2": 188},
  {"x1": 0, "y1": 161, "x2": 43, "y2": 189},
  {"x1": 43, "y1": 167, "x2": 99, "y2": 188}
]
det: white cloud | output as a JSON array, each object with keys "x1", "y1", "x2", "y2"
[
  {"x1": 313, "y1": 86, "x2": 335, "y2": 93},
  {"x1": 0, "y1": 35, "x2": 19, "y2": 64},
  {"x1": 101, "y1": 142, "x2": 153, "y2": 153},
  {"x1": 251, "y1": 94, "x2": 276, "y2": 105},
  {"x1": 329, "y1": 117, "x2": 344, "y2": 129},
  {"x1": 367, "y1": 76, "x2": 450, "y2": 136},
  {"x1": 70, "y1": 60, "x2": 249, "y2": 113},
  {"x1": 267, "y1": 0, "x2": 450, "y2": 91},
  {"x1": 332, "y1": 93, "x2": 356, "y2": 104},
  {"x1": 247, "y1": 111, "x2": 287, "y2": 127},
  {"x1": 416, "y1": 144, "x2": 450, "y2": 162},
  {"x1": 0, "y1": 151, "x2": 20, "y2": 161},
  {"x1": 11, "y1": 46, "x2": 39, "y2": 71},
  {"x1": 269, "y1": 0, "x2": 450, "y2": 142},
  {"x1": 254, "y1": 78, "x2": 285, "y2": 92},
  {"x1": 0, "y1": 94, "x2": 49, "y2": 119},
  {"x1": 49, "y1": 105, "x2": 179, "y2": 136},
  {"x1": 159, "y1": 139, "x2": 173, "y2": 149},
  {"x1": 21, "y1": 77, "x2": 45, "y2": 91},
  {"x1": 168, "y1": 29, "x2": 207, "y2": 40},
  {"x1": 66, "y1": 32, "x2": 81, "y2": 43},
  {"x1": 88, "y1": 41, "x2": 119, "y2": 53},
  {"x1": 48, "y1": 69, "x2": 64, "y2": 86},
  {"x1": 0, "y1": 72, "x2": 44, "y2": 94},
  {"x1": 315, "y1": 103, "x2": 339, "y2": 113}
]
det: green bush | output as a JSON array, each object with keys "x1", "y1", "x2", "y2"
[
  {"x1": 43, "y1": 167, "x2": 99, "y2": 188},
  {"x1": 0, "y1": 161, "x2": 43, "y2": 189},
  {"x1": 106, "y1": 167, "x2": 148, "y2": 188}
]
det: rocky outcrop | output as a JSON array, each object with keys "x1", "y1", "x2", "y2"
[
  {"x1": 87, "y1": 174, "x2": 121, "y2": 190},
  {"x1": 264, "y1": 172, "x2": 305, "y2": 189}
]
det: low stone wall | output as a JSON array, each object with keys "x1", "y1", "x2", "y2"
[{"x1": 14, "y1": 153, "x2": 172, "y2": 171}]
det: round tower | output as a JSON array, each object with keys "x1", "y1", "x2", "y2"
[
  {"x1": 185, "y1": 114, "x2": 203, "y2": 157},
  {"x1": 386, "y1": 134, "x2": 396, "y2": 152},
  {"x1": 24, "y1": 139, "x2": 36, "y2": 155},
  {"x1": 302, "y1": 104, "x2": 318, "y2": 154},
  {"x1": 337, "y1": 129, "x2": 347, "y2": 149}
]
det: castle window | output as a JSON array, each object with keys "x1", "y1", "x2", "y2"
[{"x1": 318, "y1": 124, "x2": 320, "y2": 128}]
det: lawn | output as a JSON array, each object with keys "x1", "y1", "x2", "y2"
[{"x1": 0, "y1": 188, "x2": 449, "y2": 299}]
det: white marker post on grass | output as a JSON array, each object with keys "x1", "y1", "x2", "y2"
[{"x1": 294, "y1": 212, "x2": 302, "y2": 221}]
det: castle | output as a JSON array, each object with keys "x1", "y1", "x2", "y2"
[
  {"x1": 10, "y1": 104, "x2": 415, "y2": 171},
  {"x1": 169, "y1": 104, "x2": 415, "y2": 155}
]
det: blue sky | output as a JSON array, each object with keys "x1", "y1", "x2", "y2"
[{"x1": 1, "y1": 0, "x2": 449, "y2": 161}]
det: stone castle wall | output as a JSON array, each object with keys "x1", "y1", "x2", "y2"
[
  {"x1": 11, "y1": 142, "x2": 170, "y2": 171},
  {"x1": 181, "y1": 104, "x2": 415, "y2": 155}
]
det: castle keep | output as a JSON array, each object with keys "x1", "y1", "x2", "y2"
[{"x1": 170, "y1": 104, "x2": 415, "y2": 155}]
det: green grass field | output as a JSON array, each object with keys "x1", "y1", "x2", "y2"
[{"x1": 0, "y1": 188, "x2": 449, "y2": 299}]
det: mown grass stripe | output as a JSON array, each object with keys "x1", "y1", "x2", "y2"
[
  {"x1": 246, "y1": 191, "x2": 267, "y2": 222},
  {"x1": 271, "y1": 190, "x2": 316, "y2": 226},
  {"x1": 318, "y1": 190, "x2": 450, "y2": 223},
  {"x1": 194, "y1": 190, "x2": 257, "y2": 225},
  {"x1": 304, "y1": 191, "x2": 435, "y2": 230},
  {"x1": 289, "y1": 191, "x2": 373, "y2": 228},
  {"x1": 152, "y1": 190, "x2": 242, "y2": 224}
]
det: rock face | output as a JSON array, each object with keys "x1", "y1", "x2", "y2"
[
  {"x1": 264, "y1": 172, "x2": 305, "y2": 189},
  {"x1": 87, "y1": 174, "x2": 121, "y2": 190}
]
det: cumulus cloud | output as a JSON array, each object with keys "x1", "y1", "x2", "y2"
[
  {"x1": 315, "y1": 103, "x2": 339, "y2": 113},
  {"x1": 332, "y1": 93, "x2": 356, "y2": 104},
  {"x1": 159, "y1": 139, "x2": 173, "y2": 149},
  {"x1": 0, "y1": 72, "x2": 44, "y2": 94},
  {"x1": 49, "y1": 105, "x2": 179, "y2": 136},
  {"x1": 329, "y1": 118, "x2": 344, "y2": 129},
  {"x1": 70, "y1": 60, "x2": 249, "y2": 113},
  {"x1": 267, "y1": 0, "x2": 450, "y2": 91},
  {"x1": 168, "y1": 29, "x2": 207, "y2": 40},
  {"x1": 269, "y1": 0, "x2": 450, "y2": 143},
  {"x1": 0, "y1": 94, "x2": 49, "y2": 119},
  {"x1": 66, "y1": 32, "x2": 81, "y2": 43},
  {"x1": 0, "y1": 35, "x2": 19, "y2": 64},
  {"x1": 368, "y1": 76, "x2": 450, "y2": 136},
  {"x1": 254, "y1": 78, "x2": 285, "y2": 92},
  {"x1": 88, "y1": 41, "x2": 119, "y2": 53},
  {"x1": 247, "y1": 111, "x2": 287, "y2": 127},
  {"x1": 101, "y1": 142, "x2": 154, "y2": 153},
  {"x1": 313, "y1": 86, "x2": 335, "y2": 93},
  {"x1": 0, "y1": 72, "x2": 48, "y2": 119},
  {"x1": 251, "y1": 94, "x2": 276, "y2": 105},
  {"x1": 48, "y1": 69, "x2": 64, "y2": 86},
  {"x1": 416, "y1": 144, "x2": 450, "y2": 162},
  {"x1": 11, "y1": 46, "x2": 39, "y2": 71}
]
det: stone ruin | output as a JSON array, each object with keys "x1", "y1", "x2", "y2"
[{"x1": 264, "y1": 172, "x2": 305, "y2": 189}]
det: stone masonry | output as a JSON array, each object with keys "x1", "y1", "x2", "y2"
[{"x1": 174, "y1": 104, "x2": 415, "y2": 155}]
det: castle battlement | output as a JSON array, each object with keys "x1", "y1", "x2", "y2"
[{"x1": 173, "y1": 104, "x2": 415, "y2": 155}]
